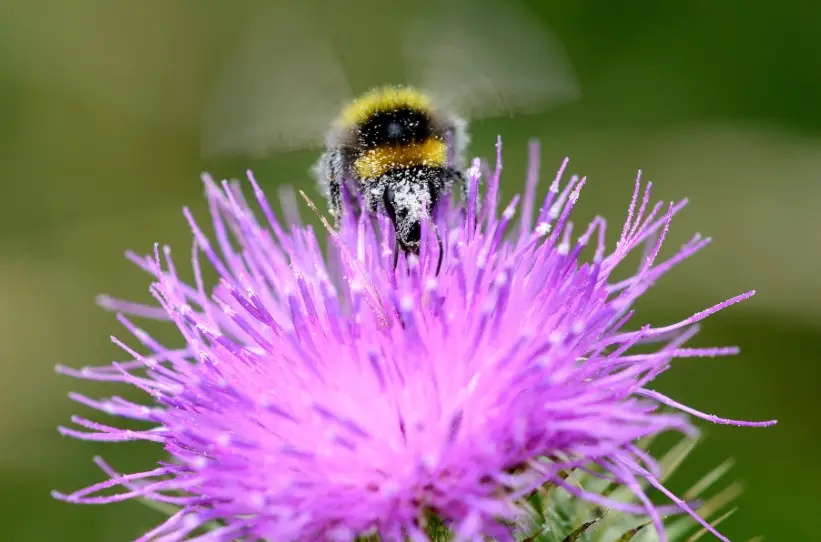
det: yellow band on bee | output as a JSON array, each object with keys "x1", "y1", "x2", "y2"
[
  {"x1": 353, "y1": 139, "x2": 448, "y2": 179},
  {"x1": 337, "y1": 86, "x2": 433, "y2": 129}
]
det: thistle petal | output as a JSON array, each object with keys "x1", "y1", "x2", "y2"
[{"x1": 53, "y1": 138, "x2": 774, "y2": 541}]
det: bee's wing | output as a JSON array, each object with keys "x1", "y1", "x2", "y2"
[
  {"x1": 401, "y1": 0, "x2": 580, "y2": 121},
  {"x1": 200, "y1": 6, "x2": 353, "y2": 158}
]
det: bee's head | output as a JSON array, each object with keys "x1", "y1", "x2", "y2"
[{"x1": 382, "y1": 181, "x2": 435, "y2": 257}]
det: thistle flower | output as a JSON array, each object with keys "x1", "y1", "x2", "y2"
[{"x1": 54, "y1": 138, "x2": 775, "y2": 542}]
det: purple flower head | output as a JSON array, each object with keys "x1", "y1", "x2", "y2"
[{"x1": 54, "y1": 138, "x2": 775, "y2": 542}]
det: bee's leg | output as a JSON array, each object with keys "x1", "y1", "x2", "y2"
[
  {"x1": 442, "y1": 167, "x2": 471, "y2": 211},
  {"x1": 455, "y1": 169, "x2": 469, "y2": 206},
  {"x1": 327, "y1": 179, "x2": 342, "y2": 228},
  {"x1": 433, "y1": 223, "x2": 444, "y2": 275},
  {"x1": 312, "y1": 149, "x2": 348, "y2": 228},
  {"x1": 450, "y1": 167, "x2": 485, "y2": 228}
]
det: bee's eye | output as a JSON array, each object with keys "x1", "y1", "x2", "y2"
[{"x1": 382, "y1": 185, "x2": 397, "y2": 223}]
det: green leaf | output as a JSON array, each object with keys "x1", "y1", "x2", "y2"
[{"x1": 132, "y1": 435, "x2": 762, "y2": 542}]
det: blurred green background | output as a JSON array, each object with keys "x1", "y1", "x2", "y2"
[{"x1": 2, "y1": 0, "x2": 819, "y2": 540}]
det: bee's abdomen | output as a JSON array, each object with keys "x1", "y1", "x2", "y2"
[{"x1": 357, "y1": 107, "x2": 432, "y2": 149}]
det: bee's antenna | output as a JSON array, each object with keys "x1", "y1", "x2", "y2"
[{"x1": 393, "y1": 242, "x2": 400, "y2": 271}]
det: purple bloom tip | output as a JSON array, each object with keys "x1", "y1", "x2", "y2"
[{"x1": 54, "y1": 138, "x2": 775, "y2": 541}]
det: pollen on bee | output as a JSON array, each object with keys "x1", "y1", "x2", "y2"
[{"x1": 353, "y1": 139, "x2": 447, "y2": 179}]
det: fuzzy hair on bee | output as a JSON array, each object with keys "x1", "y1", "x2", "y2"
[
  {"x1": 201, "y1": 0, "x2": 580, "y2": 274},
  {"x1": 312, "y1": 86, "x2": 470, "y2": 272}
]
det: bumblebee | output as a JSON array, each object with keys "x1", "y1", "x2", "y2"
[
  {"x1": 313, "y1": 86, "x2": 469, "y2": 270},
  {"x1": 201, "y1": 0, "x2": 579, "y2": 272}
]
